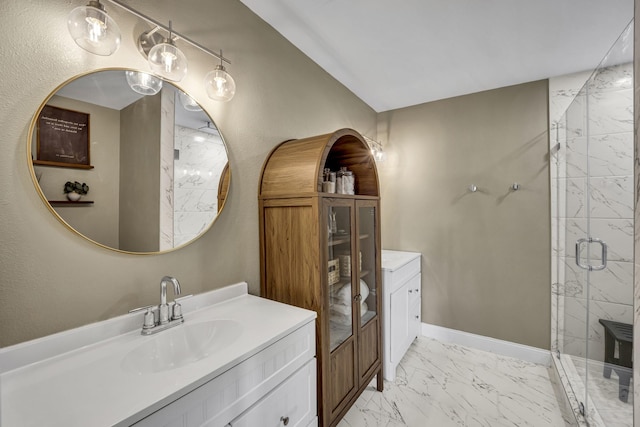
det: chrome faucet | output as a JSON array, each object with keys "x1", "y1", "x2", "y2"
[
  {"x1": 129, "y1": 276, "x2": 192, "y2": 335},
  {"x1": 159, "y1": 276, "x2": 181, "y2": 324}
]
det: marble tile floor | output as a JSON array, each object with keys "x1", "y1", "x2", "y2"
[
  {"x1": 338, "y1": 337, "x2": 573, "y2": 427},
  {"x1": 567, "y1": 354, "x2": 633, "y2": 427}
]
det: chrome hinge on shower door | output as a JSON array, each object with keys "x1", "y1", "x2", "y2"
[{"x1": 575, "y1": 237, "x2": 608, "y2": 271}]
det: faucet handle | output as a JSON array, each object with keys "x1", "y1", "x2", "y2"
[
  {"x1": 129, "y1": 305, "x2": 156, "y2": 330},
  {"x1": 129, "y1": 304, "x2": 155, "y2": 314},
  {"x1": 170, "y1": 294, "x2": 192, "y2": 321}
]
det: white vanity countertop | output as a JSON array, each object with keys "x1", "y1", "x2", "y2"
[
  {"x1": 381, "y1": 249, "x2": 421, "y2": 271},
  {"x1": 0, "y1": 282, "x2": 316, "y2": 427}
]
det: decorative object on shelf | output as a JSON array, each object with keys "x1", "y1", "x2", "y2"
[
  {"x1": 37, "y1": 105, "x2": 90, "y2": 168},
  {"x1": 67, "y1": 0, "x2": 121, "y2": 56},
  {"x1": 64, "y1": 181, "x2": 89, "y2": 201},
  {"x1": 328, "y1": 259, "x2": 340, "y2": 286},
  {"x1": 125, "y1": 70, "x2": 162, "y2": 95},
  {"x1": 66, "y1": 0, "x2": 236, "y2": 101}
]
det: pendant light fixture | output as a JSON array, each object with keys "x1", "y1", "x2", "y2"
[
  {"x1": 125, "y1": 70, "x2": 163, "y2": 95},
  {"x1": 67, "y1": 0, "x2": 121, "y2": 56},
  {"x1": 178, "y1": 91, "x2": 202, "y2": 112},
  {"x1": 67, "y1": 0, "x2": 236, "y2": 101},
  {"x1": 204, "y1": 51, "x2": 236, "y2": 102},
  {"x1": 146, "y1": 21, "x2": 188, "y2": 82}
]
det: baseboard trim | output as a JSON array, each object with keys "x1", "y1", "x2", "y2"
[{"x1": 421, "y1": 323, "x2": 551, "y2": 366}]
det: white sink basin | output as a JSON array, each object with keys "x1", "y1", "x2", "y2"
[{"x1": 121, "y1": 320, "x2": 242, "y2": 374}]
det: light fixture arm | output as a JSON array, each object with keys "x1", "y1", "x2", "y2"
[{"x1": 105, "y1": 0, "x2": 230, "y2": 65}]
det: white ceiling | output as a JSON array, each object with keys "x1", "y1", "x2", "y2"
[{"x1": 239, "y1": 0, "x2": 634, "y2": 112}]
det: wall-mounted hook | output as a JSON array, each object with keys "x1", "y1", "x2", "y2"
[
  {"x1": 468, "y1": 184, "x2": 477, "y2": 193},
  {"x1": 511, "y1": 183, "x2": 520, "y2": 191}
]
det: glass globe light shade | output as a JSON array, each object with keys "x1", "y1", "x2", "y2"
[
  {"x1": 204, "y1": 65, "x2": 236, "y2": 102},
  {"x1": 147, "y1": 40, "x2": 187, "y2": 82},
  {"x1": 178, "y1": 91, "x2": 202, "y2": 112},
  {"x1": 125, "y1": 71, "x2": 163, "y2": 95},
  {"x1": 67, "y1": 2, "x2": 121, "y2": 56}
]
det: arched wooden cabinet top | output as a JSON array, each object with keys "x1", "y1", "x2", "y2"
[{"x1": 259, "y1": 128, "x2": 379, "y2": 198}]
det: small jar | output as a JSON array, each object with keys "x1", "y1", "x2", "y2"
[
  {"x1": 337, "y1": 167, "x2": 347, "y2": 194},
  {"x1": 344, "y1": 171, "x2": 354, "y2": 195}
]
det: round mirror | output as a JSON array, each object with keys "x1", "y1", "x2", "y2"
[{"x1": 28, "y1": 69, "x2": 230, "y2": 254}]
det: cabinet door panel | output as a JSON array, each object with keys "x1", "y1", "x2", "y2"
[
  {"x1": 358, "y1": 317, "x2": 380, "y2": 385},
  {"x1": 357, "y1": 204, "x2": 378, "y2": 327},
  {"x1": 390, "y1": 282, "x2": 410, "y2": 366},
  {"x1": 230, "y1": 360, "x2": 316, "y2": 427},
  {"x1": 326, "y1": 202, "x2": 354, "y2": 352},
  {"x1": 329, "y1": 339, "x2": 357, "y2": 416}
]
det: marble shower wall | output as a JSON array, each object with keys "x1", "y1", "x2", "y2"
[
  {"x1": 173, "y1": 126, "x2": 227, "y2": 247},
  {"x1": 550, "y1": 62, "x2": 634, "y2": 362}
]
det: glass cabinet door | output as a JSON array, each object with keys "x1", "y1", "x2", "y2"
[
  {"x1": 327, "y1": 202, "x2": 354, "y2": 352},
  {"x1": 357, "y1": 202, "x2": 378, "y2": 327}
]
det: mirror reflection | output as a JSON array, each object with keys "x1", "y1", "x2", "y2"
[{"x1": 29, "y1": 69, "x2": 230, "y2": 253}]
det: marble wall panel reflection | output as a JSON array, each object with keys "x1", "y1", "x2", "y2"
[{"x1": 173, "y1": 126, "x2": 227, "y2": 246}]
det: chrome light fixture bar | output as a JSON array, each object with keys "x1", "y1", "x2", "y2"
[
  {"x1": 105, "y1": 0, "x2": 231, "y2": 65},
  {"x1": 68, "y1": 0, "x2": 236, "y2": 101}
]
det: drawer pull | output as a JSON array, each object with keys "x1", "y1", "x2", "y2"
[
  {"x1": 415, "y1": 289, "x2": 419, "y2": 292},
  {"x1": 415, "y1": 315, "x2": 419, "y2": 319},
  {"x1": 281, "y1": 416, "x2": 290, "y2": 425},
  {"x1": 408, "y1": 289, "x2": 413, "y2": 293}
]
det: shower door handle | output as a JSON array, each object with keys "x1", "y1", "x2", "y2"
[{"x1": 575, "y1": 237, "x2": 607, "y2": 271}]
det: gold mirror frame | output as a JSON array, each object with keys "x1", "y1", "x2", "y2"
[{"x1": 27, "y1": 68, "x2": 231, "y2": 255}]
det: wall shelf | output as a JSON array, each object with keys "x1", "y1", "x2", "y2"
[
  {"x1": 48, "y1": 200, "x2": 94, "y2": 206},
  {"x1": 33, "y1": 160, "x2": 94, "y2": 169}
]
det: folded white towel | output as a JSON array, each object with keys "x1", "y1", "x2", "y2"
[
  {"x1": 331, "y1": 279, "x2": 370, "y2": 305},
  {"x1": 360, "y1": 280, "x2": 370, "y2": 301},
  {"x1": 331, "y1": 302, "x2": 351, "y2": 316},
  {"x1": 361, "y1": 301, "x2": 368, "y2": 316},
  {"x1": 330, "y1": 300, "x2": 369, "y2": 319}
]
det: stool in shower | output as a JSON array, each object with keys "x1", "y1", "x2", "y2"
[{"x1": 598, "y1": 319, "x2": 633, "y2": 402}]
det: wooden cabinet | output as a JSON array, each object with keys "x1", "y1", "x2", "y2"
[
  {"x1": 259, "y1": 129, "x2": 383, "y2": 427},
  {"x1": 381, "y1": 250, "x2": 422, "y2": 381}
]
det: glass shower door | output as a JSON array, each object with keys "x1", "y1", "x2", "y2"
[{"x1": 556, "y1": 19, "x2": 634, "y2": 425}]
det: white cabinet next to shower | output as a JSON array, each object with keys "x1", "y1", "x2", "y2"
[{"x1": 382, "y1": 250, "x2": 422, "y2": 381}]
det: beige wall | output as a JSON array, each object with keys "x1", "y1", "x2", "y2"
[
  {"x1": 119, "y1": 94, "x2": 161, "y2": 252},
  {"x1": 0, "y1": 0, "x2": 376, "y2": 347},
  {"x1": 378, "y1": 80, "x2": 551, "y2": 349}
]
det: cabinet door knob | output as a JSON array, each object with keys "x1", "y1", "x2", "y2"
[
  {"x1": 408, "y1": 289, "x2": 413, "y2": 293},
  {"x1": 281, "y1": 416, "x2": 290, "y2": 425},
  {"x1": 415, "y1": 315, "x2": 419, "y2": 319},
  {"x1": 415, "y1": 289, "x2": 419, "y2": 292}
]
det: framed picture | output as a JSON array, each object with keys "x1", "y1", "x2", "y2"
[{"x1": 36, "y1": 105, "x2": 90, "y2": 167}]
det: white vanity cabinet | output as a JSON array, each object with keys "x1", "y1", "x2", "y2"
[
  {"x1": 382, "y1": 250, "x2": 422, "y2": 381},
  {"x1": 0, "y1": 282, "x2": 318, "y2": 427},
  {"x1": 133, "y1": 321, "x2": 317, "y2": 427}
]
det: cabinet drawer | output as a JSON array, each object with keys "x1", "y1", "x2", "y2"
[
  {"x1": 229, "y1": 359, "x2": 317, "y2": 427},
  {"x1": 383, "y1": 257, "x2": 420, "y2": 293},
  {"x1": 133, "y1": 321, "x2": 315, "y2": 427}
]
